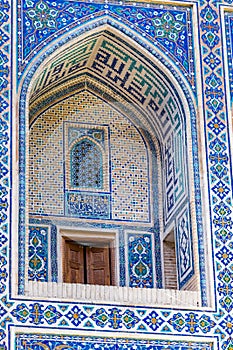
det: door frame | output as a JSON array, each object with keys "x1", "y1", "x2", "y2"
[{"x1": 58, "y1": 226, "x2": 119, "y2": 286}]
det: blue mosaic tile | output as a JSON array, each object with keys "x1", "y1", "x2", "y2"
[
  {"x1": 28, "y1": 226, "x2": 49, "y2": 282},
  {"x1": 175, "y1": 205, "x2": 194, "y2": 288},
  {"x1": 14, "y1": 333, "x2": 214, "y2": 349},
  {"x1": 0, "y1": 0, "x2": 9, "y2": 26},
  {"x1": 65, "y1": 192, "x2": 111, "y2": 219},
  {"x1": 225, "y1": 13, "x2": 233, "y2": 99},
  {"x1": 2, "y1": 0, "x2": 233, "y2": 348},
  {"x1": 128, "y1": 233, "x2": 153, "y2": 288},
  {"x1": 19, "y1": 1, "x2": 195, "y2": 87},
  {"x1": 70, "y1": 139, "x2": 103, "y2": 189},
  {"x1": 19, "y1": 15, "x2": 203, "y2": 300}
]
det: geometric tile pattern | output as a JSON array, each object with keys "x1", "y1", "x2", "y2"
[
  {"x1": 18, "y1": 1, "x2": 194, "y2": 87},
  {"x1": 9, "y1": 300, "x2": 218, "y2": 333},
  {"x1": 66, "y1": 125, "x2": 107, "y2": 190},
  {"x1": 0, "y1": 0, "x2": 233, "y2": 348},
  {"x1": 224, "y1": 13, "x2": 233, "y2": 100},
  {"x1": 28, "y1": 225, "x2": 49, "y2": 282},
  {"x1": 70, "y1": 138, "x2": 103, "y2": 189},
  {"x1": 128, "y1": 233, "x2": 153, "y2": 288},
  {"x1": 164, "y1": 132, "x2": 186, "y2": 222},
  {"x1": 0, "y1": 0, "x2": 10, "y2": 348},
  {"x1": 29, "y1": 92, "x2": 150, "y2": 222},
  {"x1": 28, "y1": 34, "x2": 189, "y2": 223},
  {"x1": 200, "y1": 2, "x2": 233, "y2": 324},
  {"x1": 176, "y1": 205, "x2": 194, "y2": 289}
]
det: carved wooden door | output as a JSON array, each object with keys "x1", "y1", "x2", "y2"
[
  {"x1": 86, "y1": 246, "x2": 110, "y2": 285},
  {"x1": 63, "y1": 241, "x2": 84, "y2": 283}
]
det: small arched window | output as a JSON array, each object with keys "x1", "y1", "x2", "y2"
[{"x1": 71, "y1": 138, "x2": 103, "y2": 189}]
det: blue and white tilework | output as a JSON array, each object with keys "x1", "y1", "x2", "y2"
[
  {"x1": 127, "y1": 233, "x2": 154, "y2": 288},
  {"x1": 0, "y1": 0, "x2": 233, "y2": 349},
  {"x1": 175, "y1": 205, "x2": 194, "y2": 289},
  {"x1": 14, "y1": 332, "x2": 215, "y2": 349},
  {"x1": 28, "y1": 225, "x2": 49, "y2": 282}
]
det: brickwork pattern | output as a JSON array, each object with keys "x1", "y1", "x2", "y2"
[
  {"x1": 28, "y1": 32, "x2": 189, "y2": 225},
  {"x1": 163, "y1": 240, "x2": 177, "y2": 290},
  {"x1": 29, "y1": 91, "x2": 150, "y2": 222}
]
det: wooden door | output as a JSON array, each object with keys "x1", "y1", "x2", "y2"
[
  {"x1": 86, "y1": 246, "x2": 110, "y2": 285},
  {"x1": 63, "y1": 241, "x2": 84, "y2": 283}
]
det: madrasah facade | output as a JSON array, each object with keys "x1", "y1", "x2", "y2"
[{"x1": 1, "y1": 0, "x2": 233, "y2": 348}]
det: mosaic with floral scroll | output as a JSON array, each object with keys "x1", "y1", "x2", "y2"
[
  {"x1": 15, "y1": 333, "x2": 214, "y2": 349},
  {"x1": 28, "y1": 225, "x2": 49, "y2": 282},
  {"x1": 128, "y1": 233, "x2": 153, "y2": 288}
]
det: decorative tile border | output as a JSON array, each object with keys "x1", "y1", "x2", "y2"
[
  {"x1": 14, "y1": 331, "x2": 216, "y2": 350},
  {"x1": 0, "y1": 0, "x2": 233, "y2": 349}
]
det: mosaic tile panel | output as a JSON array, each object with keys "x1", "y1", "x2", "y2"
[
  {"x1": 29, "y1": 92, "x2": 150, "y2": 222},
  {"x1": 19, "y1": 1, "x2": 194, "y2": 87},
  {"x1": 14, "y1": 333, "x2": 214, "y2": 350},
  {"x1": 29, "y1": 33, "x2": 185, "y2": 141},
  {"x1": 28, "y1": 225, "x2": 49, "y2": 282},
  {"x1": 65, "y1": 192, "x2": 111, "y2": 219},
  {"x1": 0, "y1": 0, "x2": 10, "y2": 346},
  {"x1": 2, "y1": 0, "x2": 233, "y2": 347},
  {"x1": 164, "y1": 131, "x2": 186, "y2": 222},
  {"x1": 10, "y1": 298, "x2": 219, "y2": 333},
  {"x1": 127, "y1": 233, "x2": 153, "y2": 288},
  {"x1": 90, "y1": 38, "x2": 184, "y2": 138},
  {"x1": 28, "y1": 221, "x2": 58, "y2": 282},
  {"x1": 199, "y1": 4, "x2": 233, "y2": 350},
  {"x1": 175, "y1": 205, "x2": 194, "y2": 289},
  {"x1": 28, "y1": 32, "x2": 189, "y2": 224}
]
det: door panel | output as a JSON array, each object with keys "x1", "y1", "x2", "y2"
[
  {"x1": 64, "y1": 241, "x2": 84, "y2": 283},
  {"x1": 87, "y1": 246, "x2": 110, "y2": 285},
  {"x1": 63, "y1": 240, "x2": 113, "y2": 286}
]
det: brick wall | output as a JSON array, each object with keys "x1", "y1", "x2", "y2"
[{"x1": 163, "y1": 240, "x2": 177, "y2": 290}]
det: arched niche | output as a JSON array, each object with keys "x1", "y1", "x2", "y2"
[{"x1": 14, "y1": 24, "x2": 208, "y2": 307}]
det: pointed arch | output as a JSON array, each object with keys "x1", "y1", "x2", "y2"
[{"x1": 14, "y1": 22, "x2": 210, "y2": 307}]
